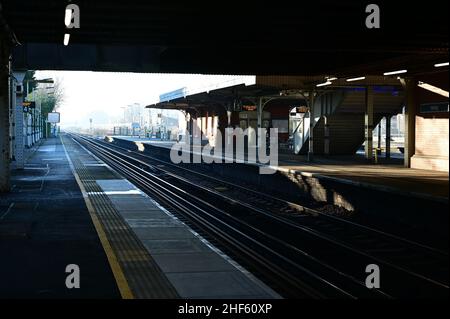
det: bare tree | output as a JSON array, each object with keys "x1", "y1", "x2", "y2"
[
  {"x1": 52, "y1": 77, "x2": 65, "y2": 111},
  {"x1": 33, "y1": 76, "x2": 65, "y2": 114}
]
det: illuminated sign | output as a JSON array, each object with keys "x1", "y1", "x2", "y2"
[
  {"x1": 23, "y1": 101, "x2": 35, "y2": 108},
  {"x1": 242, "y1": 105, "x2": 257, "y2": 111}
]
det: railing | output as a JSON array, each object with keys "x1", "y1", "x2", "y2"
[{"x1": 291, "y1": 115, "x2": 310, "y2": 154}]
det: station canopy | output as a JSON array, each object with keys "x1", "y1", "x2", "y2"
[{"x1": 146, "y1": 75, "x2": 404, "y2": 112}]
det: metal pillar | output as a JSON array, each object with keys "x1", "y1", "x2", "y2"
[
  {"x1": 256, "y1": 97, "x2": 264, "y2": 149},
  {"x1": 205, "y1": 111, "x2": 209, "y2": 138},
  {"x1": 323, "y1": 116, "x2": 330, "y2": 155},
  {"x1": 365, "y1": 86, "x2": 374, "y2": 160},
  {"x1": 256, "y1": 97, "x2": 263, "y2": 149},
  {"x1": 0, "y1": 43, "x2": 10, "y2": 192},
  {"x1": 385, "y1": 115, "x2": 391, "y2": 159},
  {"x1": 308, "y1": 91, "x2": 315, "y2": 161},
  {"x1": 377, "y1": 118, "x2": 382, "y2": 150},
  {"x1": 404, "y1": 78, "x2": 417, "y2": 168},
  {"x1": 257, "y1": 97, "x2": 263, "y2": 129}
]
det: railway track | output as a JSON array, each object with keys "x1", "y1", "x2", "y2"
[{"x1": 71, "y1": 134, "x2": 449, "y2": 299}]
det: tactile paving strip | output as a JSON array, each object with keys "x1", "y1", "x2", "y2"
[{"x1": 62, "y1": 136, "x2": 179, "y2": 299}]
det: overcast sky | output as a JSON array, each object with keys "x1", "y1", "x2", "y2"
[{"x1": 35, "y1": 71, "x2": 254, "y2": 128}]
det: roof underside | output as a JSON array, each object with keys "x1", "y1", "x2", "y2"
[
  {"x1": 1, "y1": 0, "x2": 449, "y2": 75},
  {"x1": 148, "y1": 84, "x2": 281, "y2": 110},
  {"x1": 146, "y1": 75, "x2": 404, "y2": 111}
]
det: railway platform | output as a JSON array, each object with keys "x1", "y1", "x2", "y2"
[
  {"x1": 0, "y1": 135, "x2": 279, "y2": 299},
  {"x1": 108, "y1": 135, "x2": 448, "y2": 201},
  {"x1": 0, "y1": 137, "x2": 120, "y2": 298}
]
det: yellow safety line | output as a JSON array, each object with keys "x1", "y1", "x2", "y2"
[{"x1": 61, "y1": 136, "x2": 134, "y2": 299}]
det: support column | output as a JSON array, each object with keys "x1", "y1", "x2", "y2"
[
  {"x1": 227, "y1": 110, "x2": 232, "y2": 127},
  {"x1": 365, "y1": 86, "x2": 374, "y2": 160},
  {"x1": 404, "y1": 78, "x2": 417, "y2": 168},
  {"x1": 323, "y1": 116, "x2": 330, "y2": 155},
  {"x1": 308, "y1": 91, "x2": 315, "y2": 161},
  {"x1": 0, "y1": 41, "x2": 11, "y2": 192},
  {"x1": 225, "y1": 108, "x2": 232, "y2": 148},
  {"x1": 205, "y1": 110, "x2": 209, "y2": 137},
  {"x1": 184, "y1": 112, "x2": 191, "y2": 142},
  {"x1": 188, "y1": 112, "x2": 194, "y2": 146},
  {"x1": 385, "y1": 115, "x2": 391, "y2": 159},
  {"x1": 377, "y1": 118, "x2": 382, "y2": 150},
  {"x1": 257, "y1": 97, "x2": 263, "y2": 148}
]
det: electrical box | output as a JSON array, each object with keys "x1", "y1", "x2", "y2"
[{"x1": 16, "y1": 84, "x2": 24, "y2": 95}]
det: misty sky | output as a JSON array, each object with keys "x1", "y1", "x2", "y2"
[{"x1": 35, "y1": 71, "x2": 254, "y2": 128}]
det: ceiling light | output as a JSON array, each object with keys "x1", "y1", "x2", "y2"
[
  {"x1": 63, "y1": 33, "x2": 70, "y2": 46},
  {"x1": 383, "y1": 69, "x2": 407, "y2": 76},
  {"x1": 434, "y1": 62, "x2": 449, "y2": 68},
  {"x1": 317, "y1": 81, "x2": 332, "y2": 87},
  {"x1": 64, "y1": 8, "x2": 73, "y2": 27},
  {"x1": 346, "y1": 76, "x2": 366, "y2": 82},
  {"x1": 327, "y1": 77, "x2": 338, "y2": 81},
  {"x1": 418, "y1": 81, "x2": 449, "y2": 98}
]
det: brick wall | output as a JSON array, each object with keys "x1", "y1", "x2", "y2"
[
  {"x1": 415, "y1": 116, "x2": 449, "y2": 157},
  {"x1": 411, "y1": 71, "x2": 449, "y2": 172}
]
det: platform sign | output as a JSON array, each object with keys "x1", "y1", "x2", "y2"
[
  {"x1": 47, "y1": 112, "x2": 60, "y2": 123},
  {"x1": 242, "y1": 105, "x2": 257, "y2": 111},
  {"x1": 159, "y1": 87, "x2": 187, "y2": 102},
  {"x1": 420, "y1": 102, "x2": 449, "y2": 114}
]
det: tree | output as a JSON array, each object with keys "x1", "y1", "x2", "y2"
[
  {"x1": 52, "y1": 77, "x2": 65, "y2": 111},
  {"x1": 34, "y1": 77, "x2": 65, "y2": 115}
]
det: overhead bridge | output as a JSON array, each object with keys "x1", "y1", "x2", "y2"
[{"x1": 2, "y1": 1, "x2": 448, "y2": 75}]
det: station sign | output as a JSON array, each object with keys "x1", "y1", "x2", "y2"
[
  {"x1": 159, "y1": 87, "x2": 187, "y2": 102},
  {"x1": 47, "y1": 112, "x2": 61, "y2": 123},
  {"x1": 420, "y1": 102, "x2": 449, "y2": 114}
]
